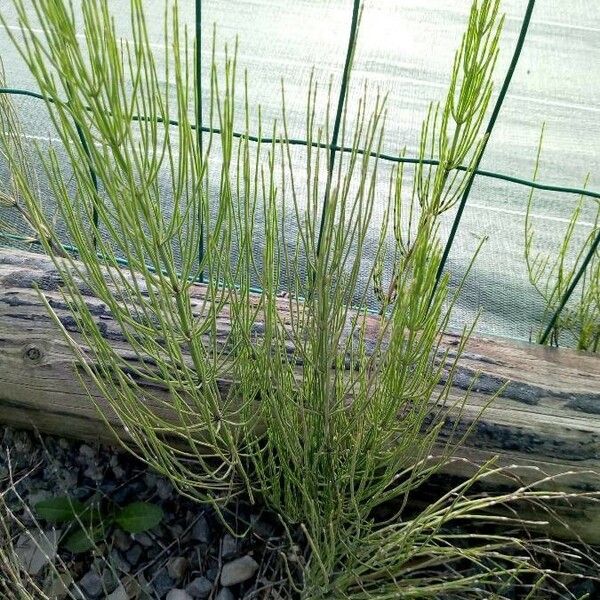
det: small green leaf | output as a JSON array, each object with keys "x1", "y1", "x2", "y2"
[
  {"x1": 34, "y1": 497, "x2": 86, "y2": 523},
  {"x1": 63, "y1": 525, "x2": 106, "y2": 554},
  {"x1": 114, "y1": 502, "x2": 163, "y2": 534}
]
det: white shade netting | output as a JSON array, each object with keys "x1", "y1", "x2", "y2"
[{"x1": 0, "y1": 0, "x2": 598, "y2": 342}]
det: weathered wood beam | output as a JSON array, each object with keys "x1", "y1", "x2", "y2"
[{"x1": 1, "y1": 248, "x2": 599, "y2": 541}]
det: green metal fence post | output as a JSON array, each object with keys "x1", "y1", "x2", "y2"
[
  {"x1": 195, "y1": 0, "x2": 205, "y2": 283},
  {"x1": 314, "y1": 0, "x2": 361, "y2": 265},
  {"x1": 72, "y1": 119, "x2": 99, "y2": 247}
]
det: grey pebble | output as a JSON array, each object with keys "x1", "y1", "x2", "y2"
[
  {"x1": 191, "y1": 515, "x2": 210, "y2": 543},
  {"x1": 113, "y1": 528, "x2": 132, "y2": 551},
  {"x1": 166, "y1": 590, "x2": 193, "y2": 600},
  {"x1": 100, "y1": 567, "x2": 118, "y2": 594},
  {"x1": 170, "y1": 523, "x2": 184, "y2": 538},
  {"x1": 59, "y1": 469, "x2": 78, "y2": 488},
  {"x1": 185, "y1": 576, "x2": 213, "y2": 598},
  {"x1": 125, "y1": 543, "x2": 143, "y2": 566},
  {"x1": 14, "y1": 529, "x2": 60, "y2": 576},
  {"x1": 144, "y1": 472, "x2": 157, "y2": 488},
  {"x1": 156, "y1": 477, "x2": 173, "y2": 500},
  {"x1": 220, "y1": 555, "x2": 259, "y2": 587},
  {"x1": 14, "y1": 432, "x2": 32, "y2": 454},
  {"x1": 44, "y1": 570, "x2": 73, "y2": 599},
  {"x1": 167, "y1": 556, "x2": 188, "y2": 580},
  {"x1": 109, "y1": 549, "x2": 131, "y2": 574},
  {"x1": 134, "y1": 532, "x2": 154, "y2": 547},
  {"x1": 28, "y1": 489, "x2": 52, "y2": 506},
  {"x1": 79, "y1": 444, "x2": 96, "y2": 460},
  {"x1": 221, "y1": 533, "x2": 238, "y2": 559},
  {"x1": 112, "y1": 464, "x2": 126, "y2": 480},
  {"x1": 216, "y1": 588, "x2": 235, "y2": 600},
  {"x1": 153, "y1": 567, "x2": 175, "y2": 598},
  {"x1": 84, "y1": 464, "x2": 104, "y2": 481},
  {"x1": 79, "y1": 570, "x2": 103, "y2": 598},
  {"x1": 106, "y1": 584, "x2": 128, "y2": 600}
]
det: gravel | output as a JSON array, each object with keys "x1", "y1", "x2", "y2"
[
  {"x1": 5, "y1": 426, "x2": 596, "y2": 599},
  {"x1": 185, "y1": 576, "x2": 213, "y2": 598},
  {"x1": 78, "y1": 570, "x2": 104, "y2": 598},
  {"x1": 221, "y1": 534, "x2": 239, "y2": 559},
  {"x1": 220, "y1": 556, "x2": 260, "y2": 587},
  {"x1": 0, "y1": 426, "x2": 288, "y2": 600},
  {"x1": 166, "y1": 557, "x2": 188, "y2": 581},
  {"x1": 106, "y1": 584, "x2": 128, "y2": 600},
  {"x1": 165, "y1": 590, "x2": 193, "y2": 600},
  {"x1": 216, "y1": 589, "x2": 236, "y2": 600},
  {"x1": 14, "y1": 529, "x2": 60, "y2": 575}
]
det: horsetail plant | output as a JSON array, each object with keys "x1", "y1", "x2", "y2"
[
  {"x1": 525, "y1": 126, "x2": 600, "y2": 352},
  {"x1": 1, "y1": 0, "x2": 596, "y2": 597},
  {"x1": 375, "y1": 0, "x2": 502, "y2": 307}
]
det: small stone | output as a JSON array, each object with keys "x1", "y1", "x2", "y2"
[
  {"x1": 250, "y1": 514, "x2": 275, "y2": 539},
  {"x1": 156, "y1": 477, "x2": 173, "y2": 500},
  {"x1": 113, "y1": 528, "x2": 132, "y2": 552},
  {"x1": 84, "y1": 464, "x2": 104, "y2": 482},
  {"x1": 134, "y1": 532, "x2": 154, "y2": 547},
  {"x1": 15, "y1": 529, "x2": 60, "y2": 576},
  {"x1": 167, "y1": 556, "x2": 188, "y2": 580},
  {"x1": 220, "y1": 555, "x2": 259, "y2": 587},
  {"x1": 28, "y1": 489, "x2": 52, "y2": 506},
  {"x1": 109, "y1": 549, "x2": 131, "y2": 574},
  {"x1": 13, "y1": 432, "x2": 32, "y2": 454},
  {"x1": 216, "y1": 588, "x2": 235, "y2": 600},
  {"x1": 185, "y1": 576, "x2": 213, "y2": 598},
  {"x1": 59, "y1": 470, "x2": 78, "y2": 489},
  {"x1": 166, "y1": 590, "x2": 193, "y2": 600},
  {"x1": 125, "y1": 543, "x2": 143, "y2": 566},
  {"x1": 79, "y1": 570, "x2": 103, "y2": 598},
  {"x1": 43, "y1": 570, "x2": 73, "y2": 599},
  {"x1": 221, "y1": 534, "x2": 238, "y2": 559},
  {"x1": 99, "y1": 476, "x2": 116, "y2": 492},
  {"x1": 191, "y1": 516, "x2": 210, "y2": 543},
  {"x1": 153, "y1": 568, "x2": 175, "y2": 598},
  {"x1": 112, "y1": 465, "x2": 126, "y2": 480},
  {"x1": 100, "y1": 568, "x2": 118, "y2": 594},
  {"x1": 144, "y1": 472, "x2": 157, "y2": 488},
  {"x1": 124, "y1": 575, "x2": 145, "y2": 598},
  {"x1": 79, "y1": 444, "x2": 96, "y2": 459},
  {"x1": 106, "y1": 584, "x2": 128, "y2": 600}
]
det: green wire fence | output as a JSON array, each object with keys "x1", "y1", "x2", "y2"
[{"x1": 0, "y1": 0, "x2": 598, "y2": 341}]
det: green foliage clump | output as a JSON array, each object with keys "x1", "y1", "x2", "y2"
[
  {"x1": 525, "y1": 127, "x2": 599, "y2": 352},
  {"x1": 34, "y1": 496, "x2": 163, "y2": 553}
]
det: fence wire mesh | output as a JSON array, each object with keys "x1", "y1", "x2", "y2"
[{"x1": 0, "y1": 0, "x2": 599, "y2": 343}]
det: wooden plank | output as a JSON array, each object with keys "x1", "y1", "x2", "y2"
[{"x1": 1, "y1": 248, "x2": 599, "y2": 541}]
